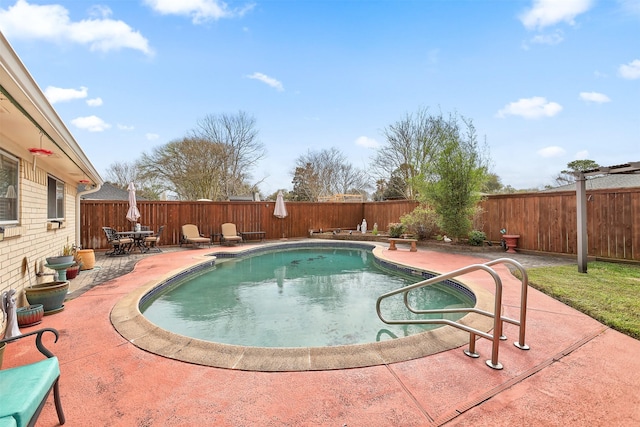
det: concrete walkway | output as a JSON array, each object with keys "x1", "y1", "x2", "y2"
[{"x1": 4, "y1": 241, "x2": 640, "y2": 426}]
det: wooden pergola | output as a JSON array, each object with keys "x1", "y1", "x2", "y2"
[{"x1": 575, "y1": 161, "x2": 640, "y2": 273}]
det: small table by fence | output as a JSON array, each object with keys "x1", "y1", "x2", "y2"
[
  {"x1": 240, "y1": 231, "x2": 266, "y2": 242},
  {"x1": 388, "y1": 238, "x2": 418, "y2": 252}
]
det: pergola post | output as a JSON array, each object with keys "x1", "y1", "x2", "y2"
[{"x1": 576, "y1": 173, "x2": 588, "y2": 273}]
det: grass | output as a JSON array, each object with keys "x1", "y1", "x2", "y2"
[{"x1": 518, "y1": 262, "x2": 640, "y2": 340}]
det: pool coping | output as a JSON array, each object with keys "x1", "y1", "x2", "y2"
[{"x1": 110, "y1": 241, "x2": 497, "y2": 372}]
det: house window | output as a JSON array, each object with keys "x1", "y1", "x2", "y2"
[
  {"x1": 47, "y1": 175, "x2": 65, "y2": 220},
  {"x1": 0, "y1": 150, "x2": 18, "y2": 223}
]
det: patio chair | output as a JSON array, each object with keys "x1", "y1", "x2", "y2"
[
  {"x1": 180, "y1": 224, "x2": 211, "y2": 248},
  {"x1": 0, "y1": 328, "x2": 66, "y2": 426},
  {"x1": 102, "y1": 227, "x2": 133, "y2": 256},
  {"x1": 144, "y1": 225, "x2": 165, "y2": 253},
  {"x1": 220, "y1": 223, "x2": 243, "y2": 246}
]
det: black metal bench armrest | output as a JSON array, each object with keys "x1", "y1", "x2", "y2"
[{"x1": 0, "y1": 328, "x2": 59, "y2": 358}]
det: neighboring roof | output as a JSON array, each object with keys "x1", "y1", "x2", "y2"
[
  {"x1": 81, "y1": 183, "x2": 147, "y2": 200},
  {"x1": 544, "y1": 173, "x2": 640, "y2": 192},
  {"x1": 228, "y1": 193, "x2": 260, "y2": 201}
]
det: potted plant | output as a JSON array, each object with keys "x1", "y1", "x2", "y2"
[
  {"x1": 65, "y1": 245, "x2": 83, "y2": 279},
  {"x1": 46, "y1": 242, "x2": 75, "y2": 265}
]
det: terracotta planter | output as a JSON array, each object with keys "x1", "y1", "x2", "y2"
[
  {"x1": 16, "y1": 304, "x2": 44, "y2": 327},
  {"x1": 0, "y1": 342, "x2": 5, "y2": 369},
  {"x1": 76, "y1": 249, "x2": 95, "y2": 270},
  {"x1": 503, "y1": 235, "x2": 520, "y2": 254},
  {"x1": 25, "y1": 281, "x2": 69, "y2": 314}
]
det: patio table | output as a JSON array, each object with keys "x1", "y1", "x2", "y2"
[{"x1": 116, "y1": 230, "x2": 153, "y2": 253}]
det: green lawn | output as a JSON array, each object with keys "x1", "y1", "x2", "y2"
[{"x1": 520, "y1": 262, "x2": 640, "y2": 340}]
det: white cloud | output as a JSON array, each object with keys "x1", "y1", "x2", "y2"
[
  {"x1": 43, "y1": 86, "x2": 87, "y2": 104},
  {"x1": 354, "y1": 136, "x2": 379, "y2": 149},
  {"x1": 143, "y1": 0, "x2": 255, "y2": 24},
  {"x1": 87, "y1": 97, "x2": 103, "y2": 107},
  {"x1": 530, "y1": 30, "x2": 564, "y2": 45},
  {"x1": 0, "y1": 0, "x2": 152, "y2": 55},
  {"x1": 538, "y1": 146, "x2": 566, "y2": 158},
  {"x1": 247, "y1": 72, "x2": 284, "y2": 91},
  {"x1": 71, "y1": 115, "x2": 111, "y2": 132},
  {"x1": 496, "y1": 97, "x2": 563, "y2": 119},
  {"x1": 579, "y1": 92, "x2": 611, "y2": 103},
  {"x1": 117, "y1": 124, "x2": 135, "y2": 131},
  {"x1": 520, "y1": 0, "x2": 593, "y2": 29},
  {"x1": 146, "y1": 133, "x2": 160, "y2": 141},
  {"x1": 575, "y1": 150, "x2": 589, "y2": 159},
  {"x1": 619, "y1": 59, "x2": 640, "y2": 79}
]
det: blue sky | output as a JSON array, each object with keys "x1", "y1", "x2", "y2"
[{"x1": 1, "y1": 0, "x2": 638, "y2": 195}]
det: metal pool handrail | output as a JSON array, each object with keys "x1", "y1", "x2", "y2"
[{"x1": 376, "y1": 258, "x2": 530, "y2": 370}]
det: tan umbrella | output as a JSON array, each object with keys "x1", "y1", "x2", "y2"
[{"x1": 126, "y1": 182, "x2": 140, "y2": 226}]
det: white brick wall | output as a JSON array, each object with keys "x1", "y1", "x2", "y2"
[{"x1": 1, "y1": 158, "x2": 78, "y2": 315}]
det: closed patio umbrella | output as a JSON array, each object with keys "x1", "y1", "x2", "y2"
[
  {"x1": 274, "y1": 191, "x2": 288, "y2": 219},
  {"x1": 274, "y1": 191, "x2": 288, "y2": 238},
  {"x1": 126, "y1": 182, "x2": 140, "y2": 226}
]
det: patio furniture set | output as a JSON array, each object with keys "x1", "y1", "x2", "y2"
[{"x1": 102, "y1": 226, "x2": 165, "y2": 256}]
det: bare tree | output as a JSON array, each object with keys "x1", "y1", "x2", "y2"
[
  {"x1": 104, "y1": 161, "x2": 138, "y2": 188},
  {"x1": 291, "y1": 147, "x2": 370, "y2": 201},
  {"x1": 138, "y1": 137, "x2": 228, "y2": 200},
  {"x1": 371, "y1": 107, "x2": 451, "y2": 199},
  {"x1": 191, "y1": 111, "x2": 265, "y2": 197},
  {"x1": 104, "y1": 160, "x2": 164, "y2": 200}
]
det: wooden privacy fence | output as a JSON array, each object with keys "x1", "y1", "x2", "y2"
[
  {"x1": 81, "y1": 188, "x2": 640, "y2": 262},
  {"x1": 80, "y1": 200, "x2": 419, "y2": 250},
  {"x1": 476, "y1": 188, "x2": 640, "y2": 261}
]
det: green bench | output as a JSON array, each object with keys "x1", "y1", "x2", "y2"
[{"x1": 0, "y1": 328, "x2": 65, "y2": 426}]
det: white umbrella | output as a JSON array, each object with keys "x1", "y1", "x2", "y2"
[
  {"x1": 274, "y1": 191, "x2": 288, "y2": 238},
  {"x1": 126, "y1": 182, "x2": 140, "y2": 225},
  {"x1": 274, "y1": 191, "x2": 288, "y2": 218}
]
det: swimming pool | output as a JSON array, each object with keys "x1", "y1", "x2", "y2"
[
  {"x1": 140, "y1": 246, "x2": 475, "y2": 347},
  {"x1": 112, "y1": 241, "x2": 495, "y2": 371}
]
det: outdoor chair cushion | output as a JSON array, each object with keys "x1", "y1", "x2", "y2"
[
  {"x1": 0, "y1": 329, "x2": 65, "y2": 427},
  {"x1": 181, "y1": 224, "x2": 210, "y2": 247},
  {"x1": 0, "y1": 357, "x2": 60, "y2": 426},
  {"x1": 221, "y1": 223, "x2": 242, "y2": 245}
]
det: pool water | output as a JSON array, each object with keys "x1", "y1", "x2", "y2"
[{"x1": 141, "y1": 247, "x2": 473, "y2": 347}]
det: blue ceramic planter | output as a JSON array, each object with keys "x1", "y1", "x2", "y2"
[{"x1": 25, "y1": 281, "x2": 69, "y2": 314}]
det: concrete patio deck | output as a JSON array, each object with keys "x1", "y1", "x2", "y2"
[{"x1": 3, "y1": 241, "x2": 640, "y2": 426}]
